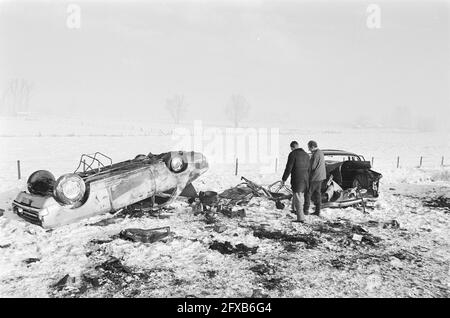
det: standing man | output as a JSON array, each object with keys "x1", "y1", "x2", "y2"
[
  {"x1": 304, "y1": 140, "x2": 326, "y2": 216},
  {"x1": 281, "y1": 141, "x2": 310, "y2": 223}
]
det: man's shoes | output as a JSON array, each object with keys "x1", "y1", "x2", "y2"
[
  {"x1": 311, "y1": 212, "x2": 321, "y2": 217},
  {"x1": 292, "y1": 219, "x2": 306, "y2": 223},
  {"x1": 290, "y1": 210, "x2": 297, "y2": 214}
]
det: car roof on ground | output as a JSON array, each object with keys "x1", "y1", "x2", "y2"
[{"x1": 322, "y1": 149, "x2": 361, "y2": 157}]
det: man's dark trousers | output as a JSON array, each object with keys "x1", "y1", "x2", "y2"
[{"x1": 304, "y1": 181, "x2": 322, "y2": 215}]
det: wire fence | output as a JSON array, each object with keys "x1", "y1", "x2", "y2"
[{"x1": 1, "y1": 154, "x2": 448, "y2": 182}]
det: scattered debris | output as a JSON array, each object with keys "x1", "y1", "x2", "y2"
[
  {"x1": 363, "y1": 220, "x2": 381, "y2": 227},
  {"x1": 119, "y1": 227, "x2": 171, "y2": 244},
  {"x1": 314, "y1": 218, "x2": 381, "y2": 247},
  {"x1": 199, "y1": 191, "x2": 219, "y2": 206},
  {"x1": 219, "y1": 185, "x2": 255, "y2": 206},
  {"x1": 252, "y1": 227, "x2": 320, "y2": 249},
  {"x1": 221, "y1": 208, "x2": 246, "y2": 218},
  {"x1": 96, "y1": 257, "x2": 132, "y2": 275},
  {"x1": 23, "y1": 258, "x2": 40, "y2": 264},
  {"x1": 89, "y1": 238, "x2": 113, "y2": 245},
  {"x1": 329, "y1": 248, "x2": 422, "y2": 271},
  {"x1": 330, "y1": 257, "x2": 346, "y2": 269},
  {"x1": 423, "y1": 196, "x2": 450, "y2": 212},
  {"x1": 0, "y1": 208, "x2": 4, "y2": 217},
  {"x1": 329, "y1": 254, "x2": 378, "y2": 270},
  {"x1": 52, "y1": 274, "x2": 70, "y2": 291},
  {"x1": 251, "y1": 289, "x2": 270, "y2": 298},
  {"x1": 363, "y1": 219, "x2": 400, "y2": 230},
  {"x1": 383, "y1": 220, "x2": 400, "y2": 229},
  {"x1": 213, "y1": 224, "x2": 227, "y2": 233},
  {"x1": 89, "y1": 217, "x2": 119, "y2": 227},
  {"x1": 204, "y1": 212, "x2": 218, "y2": 224},
  {"x1": 261, "y1": 277, "x2": 285, "y2": 291},
  {"x1": 82, "y1": 272, "x2": 101, "y2": 288},
  {"x1": 191, "y1": 198, "x2": 204, "y2": 215},
  {"x1": 390, "y1": 249, "x2": 419, "y2": 262},
  {"x1": 206, "y1": 270, "x2": 217, "y2": 279},
  {"x1": 0, "y1": 243, "x2": 11, "y2": 249},
  {"x1": 209, "y1": 241, "x2": 258, "y2": 257},
  {"x1": 249, "y1": 263, "x2": 276, "y2": 276},
  {"x1": 117, "y1": 199, "x2": 160, "y2": 218},
  {"x1": 275, "y1": 200, "x2": 285, "y2": 209},
  {"x1": 91, "y1": 257, "x2": 136, "y2": 286}
]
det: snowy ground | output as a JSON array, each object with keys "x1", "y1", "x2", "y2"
[
  {"x1": 0, "y1": 117, "x2": 448, "y2": 297},
  {"x1": 0, "y1": 168, "x2": 448, "y2": 298}
]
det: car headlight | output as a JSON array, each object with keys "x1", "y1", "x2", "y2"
[
  {"x1": 54, "y1": 173, "x2": 86, "y2": 205},
  {"x1": 170, "y1": 156, "x2": 185, "y2": 172}
]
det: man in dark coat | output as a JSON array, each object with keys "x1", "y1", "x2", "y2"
[
  {"x1": 304, "y1": 140, "x2": 326, "y2": 216},
  {"x1": 281, "y1": 141, "x2": 310, "y2": 222}
]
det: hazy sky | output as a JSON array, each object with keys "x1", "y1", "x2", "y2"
[{"x1": 0, "y1": 0, "x2": 449, "y2": 127}]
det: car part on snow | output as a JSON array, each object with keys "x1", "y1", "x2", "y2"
[
  {"x1": 199, "y1": 191, "x2": 219, "y2": 206},
  {"x1": 217, "y1": 177, "x2": 291, "y2": 211},
  {"x1": 218, "y1": 185, "x2": 255, "y2": 206},
  {"x1": 209, "y1": 241, "x2": 258, "y2": 257},
  {"x1": 213, "y1": 224, "x2": 227, "y2": 233},
  {"x1": 23, "y1": 257, "x2": 40, "y2": 264},
  {"x1": 119, "y1": 226, "x2": 171, "y2": 243},
  {"x1": 12, "y1": 151, "x2": 208, "y2": 228},
  {"x1": 221, "y1": 208, "x2": 246, "y2": 218},
  {"x1": 95, "y1": 257, "x2": 132, "y2": 274},
  {"x1": 382, "y1": 219, "x2": 400, "y2": 229},
  {"x1": 52, "y1": 274, "x2": 71, "y2": 291},
  {"x1": 251, "y1": 226, "x2": 320, "y2": 249}
]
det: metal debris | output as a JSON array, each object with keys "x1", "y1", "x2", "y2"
[
  {"x1": 52, "y1": 274, "x2": 70, "y2": 291},
  {"x1": 209, "y1": 241, "x2": 258, "y2": 257},
  {"x1": 252, "y1": 227, "x2": 320, "y2": 249},
  {"x1": 23, "y1": 258, "x2": 40, "y2": 264},
  {"x1": 95, "y1": 257, "x2": 132, "y2": 275},
  {"x1": 119, "y1": 227, "x2": 171, "y2": 243}
]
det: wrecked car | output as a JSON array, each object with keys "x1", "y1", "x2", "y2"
[
  {"x1": 320, "y1": 149, "x2": 382, "y2": 207},
  {"x1": 224, "y1": 150, "x2": 382, "y2": 210},
  {"x1": 12, "y1": 151, "x2": 208, "y2": 228}
]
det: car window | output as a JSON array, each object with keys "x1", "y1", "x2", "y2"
[{"x1": 325, "y1": 155, "x2": 362, "y2": 162}]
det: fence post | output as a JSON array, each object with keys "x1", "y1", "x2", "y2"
[
  {"x1": 371, "y1": 157, "x2": 374, "y2": 167},
  {"x1": 397, "y1": 156, "x2": 400, "y2": 168},
  {"x1": 275, "y1": 158, "x2": 278, "y2": 173},
  {"x1": 17, "y1": 160, "x2": 21, "y2": 180},
  {"x1": 442, "y1": 156, "x2": 445, "y2": 167},
  {"x1": 419, "y1": 156, "x2": 423, "y2": 168},
  {"x1": 235, "y1": 158, "x2": 239, "y2": 176}
]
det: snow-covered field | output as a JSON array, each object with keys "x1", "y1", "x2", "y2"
[{"x1": 0, "y1": 116, "x2": 449, "y2": 297}]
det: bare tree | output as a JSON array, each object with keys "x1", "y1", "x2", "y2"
[
  {"x1": 1, "y1": 79, "x2": 33, "y2": 116},
  {"x1": 165, "y1": 94, "x2": 187, "y2": 124},
  {"x1": 225, "y1": 94, "x2": 250, "y2": 128}
]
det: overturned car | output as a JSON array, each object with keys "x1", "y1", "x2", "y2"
[{"x1": 12, "y1": 151, "x2": 208, "y2": 228}]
